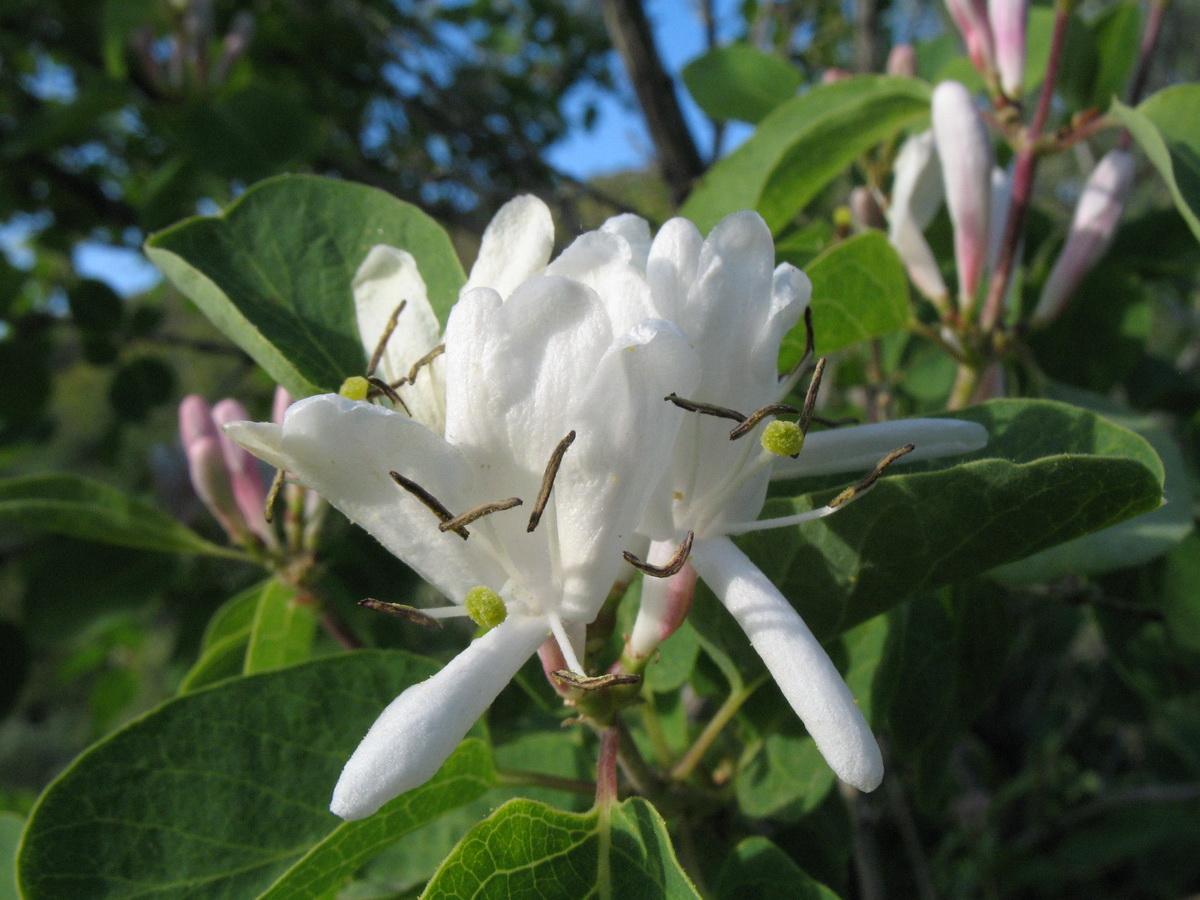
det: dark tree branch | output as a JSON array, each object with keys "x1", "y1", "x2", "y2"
[{"x1": 599, "y1": 0, "x2": 705, "y2": 204}]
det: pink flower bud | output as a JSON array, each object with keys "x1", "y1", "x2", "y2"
[
  {"x1": 627, "y1": 540, "x2": 699, "y2": 659},
  {"x1": 989, "y1": 0, "x2": 1027, "y2": 98},
  {"x1": 945, "y1": 0, "x2": 996, "y2": 77},
  {"x1": 822, "y1": 68, "x2": 854, "y2": 84},
  {"x1": 850, "y1": 186, "x2": 887, "y2": 230},
  {"x1": 537, "y1": 638, "x2": 573, "y2": 697},
  {"x1": 887, "y1": 44, "x2": 917, "y2": 78},
  {"x1": 933, "y1": 81, "x2": 994, "y2": 311},
  {"x1": 184, "y1": 434, "x2": 247, "y2": 540},
  {"x1": 271, "y1": 386, "x2": 292, "y2": 425},
  {"x1": 1031, "y1": 150, "x2": 1135, "y2": 325},
  {"x1": 212, "y1": 399, "x2": 274, "y2": 545}
]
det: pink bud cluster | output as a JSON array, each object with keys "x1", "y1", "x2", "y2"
[
  {"x1": 179, "y1": 392, "x2": 274, "y2": 548},
  {"x1": 944, "y1": 0, "x2": 1027, "y2": 99},
  {"x1": 131, "y1": 1, "x2": 254, "y2": 97}
]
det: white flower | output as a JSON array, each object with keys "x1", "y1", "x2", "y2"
[
  {"x1": 227, "y1": 259, "x2": 698, "y2": 819},
  {"x1": 608, "y1": 211, "x2": 989, "y2": 793}
]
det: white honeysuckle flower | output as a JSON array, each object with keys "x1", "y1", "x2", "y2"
[
  {"x1": 613, "y1": 210, "x2": 989, "y2": 793},
  {"x1": 227, "y1": 268, "x2": 699, "y2": 820},
  {"x1": 351, "y1": 194, "x2": 555, "y2": 434},
  {"x1": 887, "y1": 130, "x2": 950, "y2": 308}
]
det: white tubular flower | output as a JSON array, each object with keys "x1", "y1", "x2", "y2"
[
  {"x1": 887, "y1": 130, "x2": 951, "y2": 308},
  {"x1": 1031, "y1": 149, "x2": 1135, "y2": 326},
  {"x1": 621, "y1": 211, "x2": 989, "y2": 793},
  {"x1": 989, "y1": 0, "x2": 1028, "y2": 99},
  {"x1": 933, "y1": 81, "x2": 994, "y2": 314},
  {"x1": 227, "y1": 269, "x2": 698, "y2": 820}
]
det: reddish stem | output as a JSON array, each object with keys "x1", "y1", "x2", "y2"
[
  {"x1": 980, "y1": 5, "x2": 1071, "y2": 331},
  {"x1": 596, "y1": 727, "x2": 620, "y2": 808},
  {"x1": 1127, "y1": 0, "x2": 1167, "y2": 107}
]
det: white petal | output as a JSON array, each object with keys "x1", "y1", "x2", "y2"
[
  {"x1": 546, "y1": 231, "x2": 656, "y2": 338},
  {"x1": 331, "y1": 615, "x2": 550, "y2": 820},
  {"x1": 646, "y1": 217, "x2": 703, "y2": 323},
  {"x1": 691, "y1": 536, "x2": 883, "y2": 792},
  {"x1": 890, "y1": 215, "x2": 950, "y2": 303},
  {"x1": 227, "y1": 394, "x2": 503, "y2": 600},
  {"x1": 600, "y1": 213, "x2": 652, "y2": 270},
  {"x1": 465, "y1": 195, "x2": 554, "y2": 299},
  {"x1": 554, "y1": 320, "x2": 700, "y2": 621},
  {"x1": 770, "y1": 418, "x2": 989, "y2": 480},
  {"x1": 352, "y1": 247, "x2": 446, "y2": 430},
  {"x1": 890, "y1": 130, "x2": 944, "y2": 231}
]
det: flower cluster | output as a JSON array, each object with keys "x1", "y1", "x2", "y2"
[{"x1": 226, "y1": 197, "x2": 987, "y2": 820}]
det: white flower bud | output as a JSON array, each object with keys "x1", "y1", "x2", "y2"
[{"x1": 989, "y1": 0, "x2": 1028, "y2": 98}]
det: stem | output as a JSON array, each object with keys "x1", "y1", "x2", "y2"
[
  {"x1": 318, "y1": 603, "x2": 364, "y2": 651},
  {"x1": 596, "y1": 728, "x2": 621, "y2": 807},
  {"x1": 1127, "y1": 0, "x2": 1168, "y2": 106},
  {"x1": 640, "y1": 691, "x2": 675, "y2": 767},
  {"x1": 613, "y1": 717, "x2": 662, "y2": 798},
  {"x1": 670, "y1": 684, "x2": 756, "y2": 781},
  {"x1": 497, "y1": 769, "x2": 597, "y2": 797},
  {"x1": 980, "y1": 4, "x2": 1071, "y2": 332},
  {"x1": 948, "y1": 361, "x2": 983, "y2": 410}
]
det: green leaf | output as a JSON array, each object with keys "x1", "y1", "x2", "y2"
[
  {"x1": 178, "y1": 584, "x2": 263, "y2": 693},
  {"x1": 145, "y1": 174, "x2": 466, "y2": 397},
  {"x1": 0, "y1": 474, "x2": 236, "y2": 557},
  {"x1": 734, "y1": 616, "x2": 888, "y2": 819},
  {"x1": 421, "y1": 797, "x2": 701, "y2": 900},
  {"x1": 757, "y1": 399, "x2": 1164, "y2": 640},
  {"x1": 781, "y1": 232, "x2": 910, "y2": 367},
  {"x1": 1113, "y1": 86, "x2": 1200, "y2": 244},
  {"x1": 681, "y1": 77, "x2": 931, "y2": 235},
  {"x1": 989, "y1": 387, "x2": 1192, "y2": 584},
  {"x1": 1087, "y1": 2, "x2": 1142, "y2": 109},
  {"x1": 715, "y1": 837, "x2": 842, "y2": 900},
  {"x1": 682, "y1": 44, "x2": 801, "y2": 124},
  {"x1": 244, "y1": 579, "x2": 319, "y2": 674},
  {"x1": 0, "y1": 812, "x2": 22, "y2": 900},
  {"x1": 18, "y1": 652, "x2": 495, "y2": 900}
]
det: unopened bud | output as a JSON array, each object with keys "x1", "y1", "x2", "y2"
[
  {"x1": 887, "y1": 44, "x2": 917, "y2": 78},
  {"x1": 945, "y1": 0, "x2": 996, "y2": 78},
  {"x1": 339, "y1": 376, "x2": 370, "y2": 401},
  {"x1": 1031, "y1": 150, "x2": 1135, "y2": 325},
  {"x1": 271, "y1": 386, "x2": 292, "y2": 425},
  {"x1": 933, "y1": 81, "x2": 994, "y2": 312},
  {"x1": 212, "y1": 399, "x2": 273, "y2": 545},
  {"x1": 185, "y1": 434, "x2": 246, "y2": 540},
  {"x1": 888, "y1": 131, "x2": 950, "y2": 307},
  {"x1": 761, "y1": 420, "x2": 805, "y2": 457},
  {"x1": 989, "y1": 0, "x2": 1028, "y2": 98},
  {"x1": 849, "y1": 187, "x2": 886, "y2": 230},
  {"x1": 464, "y1": 586, "x2": 506, "y2": 629},
  {"x1": 627, "y1": 539, "x2": 700, "y2": 659},
  {"x1": 822, "y1": 68, "x2": 854, "y2": 84}
]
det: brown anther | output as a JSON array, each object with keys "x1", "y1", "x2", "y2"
[
  {"x1": 798, "y1": 357, "x2": 828, "y2": 435},
  {"x1": 665, "y1": 393, "x2": 746, "y2": 423},
  {"x1": 367, "y1": 376, "x2": 411, "y2": 415},
  {"x1": 623, "y1": 531, "x2": 695, "y2": 578},
  {"x1": 780, "y1": 307, "x2": 816, "y2": 384},
  {"x1": 438, "y1": 497, "x2": 523, "y2": 533},
  {"x1": 527, "y1": 430, "x2": 576, "y2": 533},
  {"x1": 398, "y1": 343, "x2": 446, "y2": 388},
  {"x1": 728, "y1": 403, "x2": 801, "y2": 440},
  {"x1": 551, "y1": 670, "x2": 643, "y2": 691},
  {"x1": 389, "y1": 470, "x2": 468, "y2": 539},
  {"x1": 264, "y1": 467, "x2": 286, "y2": 524},
  {"x1": 367, "y1": 300, "x2": 407, "y2": 377},
  {"x1": 827, "y1": 444, "x2": 915, "y2": 509},
  {"x1": 358, "y1": 598, "x2": 443, "y2": 629}
]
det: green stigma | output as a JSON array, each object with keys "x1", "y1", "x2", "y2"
[
  {"x1": 761, "y1": 420, "x2": 804, "y2": 457},
  {"x1": 464, "y1": 586, "x2": 507, "y2": 629},
  {"x1": 339, "y1": 376, "x2": 370, "y2": 401}
]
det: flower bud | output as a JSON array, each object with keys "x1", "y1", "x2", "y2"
[
  {"x1": 887, "y1": 131, "x2": 950, "y2": 307},
  {"x1": 272, "y1": 386, "x2": 293, "y2": 425},
  {"x1": 627, "y1": 540, "x2": 699, "y2": 659},
  {"x1": 184, "y1": 434, "x2": 247, "y2": 540},
  {"x1": 212, "y1": 399, "x2": 274, "y2": 545},
  {"x1": 989, "y1": 0, "x2": 1027, "y2": 98},
  {"x1": 1031, "y1": 150, "x2": 1135, "y2": 325},
  {"x1": 932, "y1": 81, "x2": 994, "y2": 312},
  {"x1": 849, "y1": 187, "x2": 886, "y2": 230},
  {"x1": 945, "y1": 0, "x2": 996, "y2": 78},
  {"x1": 887, "y1": 44, "x2": 917, "y2": 78}
]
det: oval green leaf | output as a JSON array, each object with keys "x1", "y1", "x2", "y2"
[{"x1": 682, "y1": 43, "x2": 801, "y2": 124}]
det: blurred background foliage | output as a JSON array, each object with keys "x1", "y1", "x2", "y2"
[{"x1": 3, "y1": 0, "x2": 1200, "y2": 897}]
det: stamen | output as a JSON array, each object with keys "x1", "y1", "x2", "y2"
[
  {"x1": 438, "y1": 497, "x2": 523, "y2": 533},
  {"x1": 623, "y1": 531, "x2": 694, "y2": 578},
  {"x1": 827, "y1": 443, "x2": 915, "y2": 508},
  {"x1": 728, "y1": 403, "x2": 800, "y2": 440},
  {"x1": 397, "y1": 343, "x2": 446, "y2": 388},
  {"x1": 551, "y1": 670, "x2": 643, "y2": 691},
  {"x1": 798, "y1": 357, "x2": 828, "y2": 435},
  {"x1": 366, "y1": 299, "x2": 407, "y2": 377},
  {"x1": 264, "y1": 468, "x2": 286, "y2": 524},
  {"x1": 527, "y1": 430, "x2": 576, "y2": 533},
  {"x1": 389, "y1": 470, "x2": 469, "y2": 539},
  {"x1": 367, "y1": 376, "x2": 411, "y2": 415},
  {"x1": 358, "y1": 598, "x2": 444, "y2": 628},
  {"x1": 779, "y1": 307, "x2": 816, "y2": 388},
  {"x1": 665, "y1": 392, "x2": 746, "y2": 423}
]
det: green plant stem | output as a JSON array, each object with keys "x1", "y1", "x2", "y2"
[
  {"x1": 948, "y1": 361, "x2": 983, "y2": 410},
  {"x1": 496, "y1": 768, "x2": 597, "y2": 797},
  {"x1": 612, "y1": 717, "x2": 663, "y2": 798},
  {"x1": 640, "y1": 690, "x2": 675, "y2": 768},
  {"x1": 670, "y1": 684, "x2": 756, "y2": 782}
]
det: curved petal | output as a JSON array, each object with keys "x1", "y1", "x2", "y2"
[
  {"x1": 691, "y1": 537, "x2": 883, "y2": 792},
  {"x1": 646, "y1": 217, "x2": 703, "y2": 323},
  {"x1": 546, "y1": 231, "x2": 656, "y2": 337},
  {"x1": 554, "y1": 320, "x2": 699, "y2": 621},
  {"x1": 331, "y1": 615, "x2": 550, "y2": 820},
  {"x1": 465, "y1": 194, "x2": 554, "y2": 299},
  {"x1": 225, "y1": 394, "x2": 503, "y2": 600},
  {"x1": 889, "y1": 130, "x2": 943, "y2": 231},
  {"x1": 770, "y1": 418, "x2": 989, "y2": 480},
  {"x1": 600, "y1": 213, "x2": 652, "y2": 270},
  {"x1": 352, "y1": 246, "x2": 446, "y2": 430}
]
